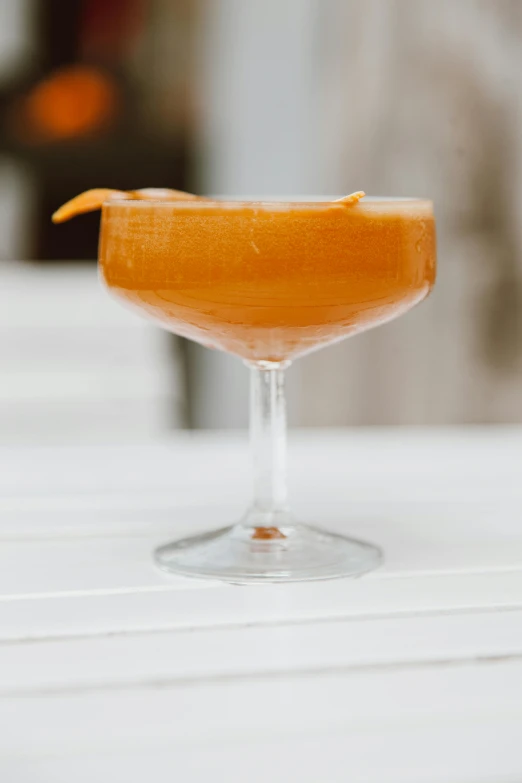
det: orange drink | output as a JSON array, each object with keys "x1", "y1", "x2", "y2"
[
  {"x1": 54, "y1": 190, "x2": 436, "y2": 583},
  {"x1": 99, "y1": 198, "x2": 435, "y2": 362}
]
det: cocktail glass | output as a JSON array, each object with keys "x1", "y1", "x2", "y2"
[{"x1": 99, "y1": 196, "x2": 436, "y2": 582}]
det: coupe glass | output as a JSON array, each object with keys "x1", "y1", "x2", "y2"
[{"x1": 99, "y1": 196, "x2": 436, "y2": 582}]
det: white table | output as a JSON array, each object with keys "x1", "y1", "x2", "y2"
[
  {"x1": 1, "y1": 428, "x2": 522, "y2": 782},
  {"x1": 0, "y1": 262, "x2": 181, "y2": 439}
]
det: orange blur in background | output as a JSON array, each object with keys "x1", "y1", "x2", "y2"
[{"x1": 19, "y1": 65, "x2": 119, "y2": 142}]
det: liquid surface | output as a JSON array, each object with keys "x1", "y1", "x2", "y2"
[{"x1": 99, "y1": 199, "x2": 436, "y2": 362}]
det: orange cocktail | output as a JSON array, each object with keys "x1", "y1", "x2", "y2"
[
  {"x1": 53, "y1": 190, "x2": 436, "y2": 583},
  {"x1": 99, "y1": 198, "x2": 435, "y2": 362}
]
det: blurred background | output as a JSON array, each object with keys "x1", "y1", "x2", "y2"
[{"x1": 1, "y1": 0, "x2": 522, "y2": 440}]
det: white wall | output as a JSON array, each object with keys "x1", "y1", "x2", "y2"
[{"x1": 193, "y1": 0, "x2": 324, "y2": 428}]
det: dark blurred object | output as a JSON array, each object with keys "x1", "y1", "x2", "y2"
[
  {"x1": 80, "y1": 0, "x2": 146, "y2": 61},
  {"x1": 0, "y1": 0, "x2": 192, "y2": 260}
]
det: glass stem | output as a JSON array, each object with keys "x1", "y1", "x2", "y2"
[{"x1": 249, "y1": 362, "x2": 289, "y2": 523}]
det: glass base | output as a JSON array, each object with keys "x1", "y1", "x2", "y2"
[{"x1": 155, "y1": 518, "x2": 381, "y2": 584}]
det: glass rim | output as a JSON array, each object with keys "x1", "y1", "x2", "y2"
[{"x1": 103, "y1": 196, "x2": 434, "y2": 211}]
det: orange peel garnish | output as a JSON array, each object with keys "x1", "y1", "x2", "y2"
[
  {"x1": 52, "y1": 189, "x2": 366, "y2": 224},
  {"x1": 52, "y1": 187, "x2": 202, "y2": 223}
]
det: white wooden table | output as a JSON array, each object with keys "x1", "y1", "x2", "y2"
[
  {"x1": 0, "y1": 262, "x2": 182, "y2": 439},
  {"x1": 1, "y1": 428, "x2": 522, "y2": 782}
]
